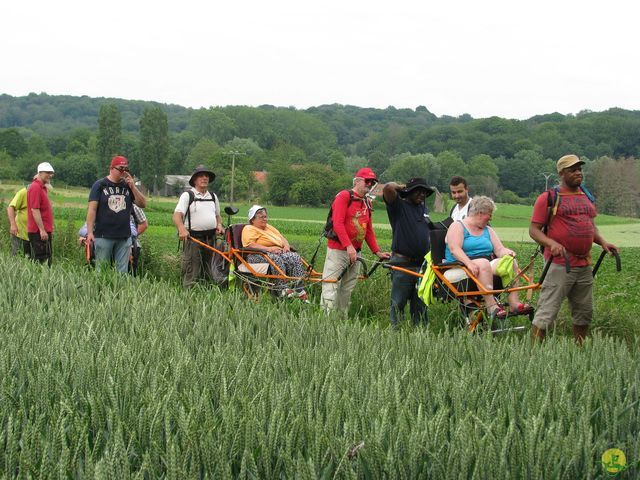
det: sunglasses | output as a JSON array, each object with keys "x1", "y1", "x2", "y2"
[
  {"x1": 114, "y1": 166, "x2": 130, "y2": 172},
  {"x1": 364, "y1": 179, "x2": 377, "y2": 186}
]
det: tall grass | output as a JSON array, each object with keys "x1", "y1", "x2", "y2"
[{"x1": 0, "y1": 255, "x2": 638, "y2": 478}]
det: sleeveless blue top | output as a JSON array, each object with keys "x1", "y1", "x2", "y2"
[{"x1": 444, "y1": 221, "x2": 493, "y2": 263}]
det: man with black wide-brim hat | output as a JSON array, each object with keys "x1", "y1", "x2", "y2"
[
  {"x1": 172, "y1": 165, "x2": 223, "y2": 288},
  {"x1": 383, "y1": 177, "x2": 435, "y2": 328}
]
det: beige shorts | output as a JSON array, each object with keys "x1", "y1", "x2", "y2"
[{"x1": 532, "y1": 263, "x2": 593, "y2": 330}]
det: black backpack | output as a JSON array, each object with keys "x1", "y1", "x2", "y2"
[
  {"x1": 184, "y1": 190, "x2": 219, "y2": 231},
  {"x1": 323, "y1": 190, "x2": 372, "y2": 240}
]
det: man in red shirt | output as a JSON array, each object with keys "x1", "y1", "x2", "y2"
[
  {"x1": 529, "y1": 154, "x2": 617, "y2": 343},
  {"x1": 27, "y1": 162, "x2": 55, "y2": 265},
  {"x1": 321, "y1": 167, "x2": 390, "y2": 312}
]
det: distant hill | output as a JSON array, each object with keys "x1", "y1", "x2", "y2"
[
  {"x1": 2, "y1": 93, "x2": 639, "y2": 162},
  {"x1": 1, "y1": 93, "x2": 639, "y2": 217},
  {"x1": 0, "y1": 92, "x2": 192, "y2": 136}
]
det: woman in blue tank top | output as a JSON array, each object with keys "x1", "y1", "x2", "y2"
[{"x1": 444, "y1": 196, "x2": 531, "y2": 318}]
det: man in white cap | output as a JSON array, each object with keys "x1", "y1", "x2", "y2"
[
  {"x1": 173, "y1": 165, "x2": 223, "y2": 288},
  {"x1": 529, "y1": 154, "x2": 618, "y2": 343},
  {"x1": 26, "y1": 162, "x2": 55, "y2": 265}
]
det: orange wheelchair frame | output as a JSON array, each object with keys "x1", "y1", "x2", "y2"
[
  {"x1": 188, "y1": 216, "x2": 382, "y2": 300},
  {"x1": 385, "y1": 229, "x2": 552, "y2": 333}
]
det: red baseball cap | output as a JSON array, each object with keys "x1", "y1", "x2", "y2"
[
  {"x1": 355, "y1": 167, "x2": 377, "y2": 181},
  {"x1": 110, "y1": 155, "x2": 129, "y2": 168}
]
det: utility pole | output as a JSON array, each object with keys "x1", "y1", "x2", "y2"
[
  {"x1": 223, "y1": 150, "x2": 246, "y2": 204},
  {"x1": 541, "y1": 172, "x2": 555, "y2": 191}
]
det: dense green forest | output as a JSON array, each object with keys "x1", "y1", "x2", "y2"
[{"x1": 1, "y1": 92, "x2": 639, "y2": 216}]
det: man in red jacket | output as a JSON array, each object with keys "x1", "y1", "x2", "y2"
[{"x1": 321, "y1": 167, "x2": 390, "y2": 312}]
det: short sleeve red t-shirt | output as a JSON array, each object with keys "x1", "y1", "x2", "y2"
[
  {"x1": 531, "y1": 189, "x2": 596, "y2": 267},
  {"x1": 27, "y1": 179, "x2": 54, "y2": 233}
]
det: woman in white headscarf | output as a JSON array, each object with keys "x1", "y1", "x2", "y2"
[{"x1": 242, "y1": 205, "x2": 307, "y2": 300}]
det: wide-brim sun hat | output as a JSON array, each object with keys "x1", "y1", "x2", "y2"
[
  {"x1": 399, "y1": 177, "x2": 435, "y2": 198},
  {"x1": 189, "y1": 165, "x2": 216, "y2": 187}
]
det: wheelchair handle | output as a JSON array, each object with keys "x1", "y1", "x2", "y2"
[
  {"x1": 366, "y1": 260, "x2": 383, "y2": 277},
  {"x1": 539, "y1": 258, "x2": 553, "y2": 284},
  {"x1": 539, "y1": 251, "x2": 570, "y2": 284},
  {"x1": 592, "y1": 248, "x2": 621, "y2": 277},
  {"x1": 337, "y1": 257, "x2": 367, "y2": 281}
]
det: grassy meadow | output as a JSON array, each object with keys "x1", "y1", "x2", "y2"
[{"x1": 1, "y1": 182, "x2": 639, "y2": 478}]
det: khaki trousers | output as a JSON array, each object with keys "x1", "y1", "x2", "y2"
[
  {"x1": 532, "y1": 263, "x2": 593, "y2": 329},
  {"x1": 182, "y1": 237, "x2": 214, "y2": 288},
  {"x1": 321, "y1": 247, "x2": 361, "y2": 312}
]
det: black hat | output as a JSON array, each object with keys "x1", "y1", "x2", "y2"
[
  {"x1": 189, "y1": 165, "x2": 216, "y2": 187},
  {"x1": 399, "y1": 177, "x2": 435, "y2": 198}
]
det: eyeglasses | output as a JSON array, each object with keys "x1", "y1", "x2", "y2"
[
  {"x1": 254, "y1": 213, "x2": 268, "y2": 219},
  {"x1": 114, "y1": 167, "x2": 130, "y2": 172},
  {"x1": 364, "y1": 179, "x2": 377, "y2": 186}
]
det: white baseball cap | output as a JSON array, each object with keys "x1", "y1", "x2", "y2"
[
  {"x1": 37, "y1": 162, "x2": 55, "y2": 173},
  {"x1": 248, "y1": 205, "x2": 266, "y2": 222}
]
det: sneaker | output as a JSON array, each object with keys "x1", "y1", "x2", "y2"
[
  {"x1": 280, "y1": 288, "x2": 295, "y2": 298},
  {"x1": 297, "y1": 290, "x2": 310, "y2": 303}
]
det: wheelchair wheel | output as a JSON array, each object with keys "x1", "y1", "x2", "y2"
[{"x1": 455, "y1": 301, "x2": 484, "y2": 333}]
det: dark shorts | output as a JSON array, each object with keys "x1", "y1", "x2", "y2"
[{"x1": 28, "y1": 232, "x2": 53, "y2": 265}]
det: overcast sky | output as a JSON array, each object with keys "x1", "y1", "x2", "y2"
[{"x1": 3, "y1": 0, "x2": 638, "y2": 119}]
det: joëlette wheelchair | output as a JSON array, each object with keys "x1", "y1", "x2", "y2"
[
  {"x1": 187, "y1": 207, "x2": 381, "y2": 300},
  {"x1": 386, "y1": 228, "x2": 550, "y2": 334}
]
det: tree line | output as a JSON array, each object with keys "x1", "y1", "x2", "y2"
[{"x1": 0, "y1": 93, "x2": 638, "y2": 216}]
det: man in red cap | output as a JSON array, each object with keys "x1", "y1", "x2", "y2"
[
  {"x1": 85, "y1": 156, "x2": 147, "y2": 273},
  {"x1": 321, "y1": 167, "x2": 390, "y2": 312}
]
